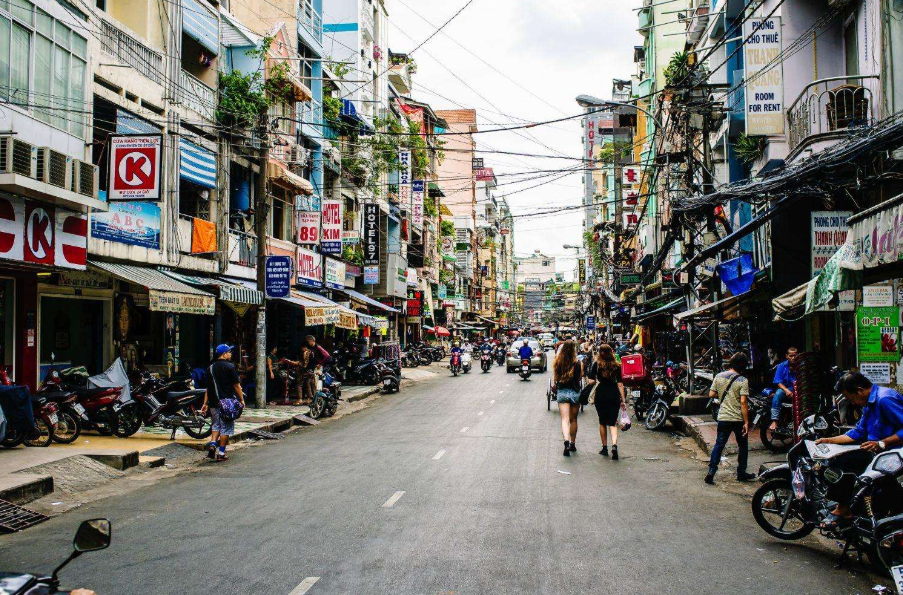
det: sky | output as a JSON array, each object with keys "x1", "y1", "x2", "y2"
[{"x1": 386, "y1": 0, "x2": 641, "y2": 279}]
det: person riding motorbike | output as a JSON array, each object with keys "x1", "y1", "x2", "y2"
[
  {"x1": 462, "y1": 340, "x2": 474, "y2": 354},
  {"x1": 814, "y1": 372, "x2": 903, "y2": 528},
  {"x1": 478, "y1": 340, "x2": 494, "y2": 355},
  {"x1": 518, "y1": 339, "x2": 534, "y2": 362}
]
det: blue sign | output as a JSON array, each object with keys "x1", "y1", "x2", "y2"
[
  {"x1": 91, "y1": 202, "x2": 161, "y2": 249},
  {"x1": 265, "y1": 256, "x2": 292, "y2": 298},
  {"x1": 585, "y1": 316, "x2": 596, "y2": 330}
]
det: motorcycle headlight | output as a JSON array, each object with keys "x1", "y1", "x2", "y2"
[
  {"x1": 187, "y1": 378, "x2": 195, "y2": 389},
  {"x1": 813, "y1": 417, "x2": 829, "y2": 431},
  {"x1": 874, "y1": 452, "x2": 903, "y2": 476}
]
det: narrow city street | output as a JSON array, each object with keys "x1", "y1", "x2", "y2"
[{"x1": 0, "y1": 366, "x2": 878, "y2": 595}]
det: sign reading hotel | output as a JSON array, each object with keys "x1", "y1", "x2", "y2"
[
  {"x1": 321, "y1": 200, "x2": 342, "y2": 255},
  {"x1": 363, "y1": 203, "x2": 380, "y2": 265},
  {"x1": 109, "y1": 135, "x2": 163, "y2": 200},
  {"x1": 743, "y1": 17, "x2": 784, "y2": 135},
  {"x1": 296, "y1": 247, "x2": 323, "y2": 288}
]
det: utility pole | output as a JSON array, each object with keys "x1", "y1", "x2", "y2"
[{"x1": 254, "y1": 109, "x2": 270, "y2": 410}]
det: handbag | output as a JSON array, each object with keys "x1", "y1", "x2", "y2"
[
  {"x1": 618, "y1": 407, "x2": 632, "y2": 431},
  {"x1": 580, "y1": 362, "x2": 598, "y2": 405},
  {"x1": 209, "y1": 364, "x2": 244, "y2": 422}
]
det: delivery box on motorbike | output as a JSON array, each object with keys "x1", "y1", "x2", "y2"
[{"x1": 621, "y1": 354, "x2": 648, "y2": 382}]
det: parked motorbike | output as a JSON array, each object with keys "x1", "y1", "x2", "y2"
[
  {"x1": 401, "y1": 349, "x2": 420, "y2": 368},
  {"x1": 121, "y1": 372, "x2": 210, "y2": 439},
  {"x1": 480, "y1": 352, "x2": 493, "y2": 373},
  {"x1": 449, "y1": 353, "x2": 462, "y2": 377},
  {"x1": 41, "y1": 363, "x2": 126, "y2": 437},
  {"x1": 0, "y1": 518, "x2": 111, "y2": 595},
  {"x1": 377, "y1": 360, "x2": 400, "y2": 394},
  {"x1": 644, "y1": 370, "x2": 678, "y2": 431},
  {"x1": 751, "y1": 439, "x2": 903, "y2": 574},
  {"x1": 519, "y1": 358, "x2": 532, "y2": 381},
  {"x1": 333, "y1": 348, "x2": 384, "y2": 386},
  {"x1": 309, "y1": 367, "x2": 342, "y2": 419}
]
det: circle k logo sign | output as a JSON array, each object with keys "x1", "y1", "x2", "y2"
[{"x1": 109, "y1": 135, "x2": 162, "y2": 200}]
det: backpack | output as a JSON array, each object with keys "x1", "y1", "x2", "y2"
[{"x1": 209, "y1": 363, "x2": 244, "y2": 422}]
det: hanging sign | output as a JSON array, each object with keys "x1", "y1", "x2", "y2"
[
  {"x1": 265, "y1": 255, "x2": 292, "y2": 298},
  {"x1": 578, "y1": 258, "x2": 586, "y2": 285},
  {"x1": 412, "y1": 180, "x2": 425, "y2": 227},
  {"x1": 324, "y1": 257, "x2": 345, "y2": 290},
  {"x1": 108, "y1": 134, "x2": 163, "y2": 200},
  {"x1": 811, "y1": 211, "x2": 852, "y2": 277},
  {"x1": 586, "y1": 316, "x2": 596, "y2": 330},
  {"x1": 0, "y1": 196, "x2": 87, "y2": 269},
  {"x1": 342, "y1": 230, "x2": 360, "y2": 244},
  {"x1": 622, "y1": 167, "x2": 641, "y2": 186},
  {"x1": 364, "y1": 265, "x2": 379, "y2": 285},
  {"x1": 297, "y1": 211, "x2": 320, "y2": 245},
  {"x1": 438, "y1": 285, "x2": 447, "y2": 299},
  {"x1": 623, "y1": 188, "x2": 640, "y2": 208},
  {"x1": 321, "y1": 200, "x2": 342, "y2": 255},
  {"x1": 856, "y1": 306, "x2": 900, "y2": 362},
  {"x1": 474, "y1": 168, "x2": 494, "y2": 182},
  {"x1": 91, "y1": 202, "x2": 161, "y2": 249},
  {"x1": 864, "y1": 285, "x2": 894, "y2": 307},
  {"x1": 743, "y1": 17, "x2": 784, "y2": 135},
  {"x1": 296, "y1": 247, "x2": 323, "y2": 288},
  {"x1": 472, "y1": 158, "x2": 484, "y2": 170},
  {"x1": 363, "y1": 203, "x2": 380, "y2": 265},
  {"x1": 398, "y1": 150, "x2": 412, "y2": 210}
]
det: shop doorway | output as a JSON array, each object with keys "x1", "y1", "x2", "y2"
[
  {"x1": 39, "y1": 296, "x2": 109, "y2": 380},
  {"x1": 0, "y1": 277, "x2": 14, "y2": 372}
]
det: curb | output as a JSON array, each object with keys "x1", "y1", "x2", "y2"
[{"x1": 346, "y1": 387, "x2": 381, "y2": 403}]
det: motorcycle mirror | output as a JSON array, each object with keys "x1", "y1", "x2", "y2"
[{"x1": 74, "y1": 518, "x2": 112, "y2": 552}]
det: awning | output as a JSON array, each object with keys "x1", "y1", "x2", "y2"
[
  {"x1": 674, "y1": 288, "x2": 761, "y2": 322},
  {"x1": 340, "y1": 99, "x2": 375, "y2": 134},
  {"x1": 180, "y1": 139, "x2": 217, "y2": 189},
  {"x1": 634, "y1": 298, "x2": 685, "y2": 322},
  {"x1": 277, "y1": 290, "x2": 340, "y2": 326},
  {"x1": 89, "y1": 260, "x2": 215, "y2": 315},
  {"x1": 474, "y1": 315, "x2": 498, "y2": 325},
  {"x1": 269, "y1": 162, "x2": 314, "y2": 195},
  {"x1": 160, "y1": 270, "x2": 263, "y2": 305},
  {"x1": 183, "y1": 0, "x2": 219, "y2": 55},
  {"x1": 334, "y1": 287, "x2": 400, "y2": 313},
  {"x1": 772, "y1": 282, "x2": 809, "y2": 321}
]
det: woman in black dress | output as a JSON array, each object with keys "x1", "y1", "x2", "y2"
[{"x1": 587, "y1": 344, "x2": 627, "y2": 460}]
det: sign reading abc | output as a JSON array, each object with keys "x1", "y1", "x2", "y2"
[{"x1": 109, "y1": 135, "x2": 163, "y2": 200}]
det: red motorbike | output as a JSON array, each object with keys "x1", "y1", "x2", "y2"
[
  {"x1": 449, "y1": 353, "x2": 462, "y2": 377},
  {"x1": 41, "y1": 364, "x2": 125, "y2": 437}
]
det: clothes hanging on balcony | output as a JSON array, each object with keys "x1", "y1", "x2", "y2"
[{"x1": 191, "y1": 217, "x2": 217, "y2": 254}]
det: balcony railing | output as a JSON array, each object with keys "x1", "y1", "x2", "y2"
[
  {"x1": 300, "y1": 99, "x2": 323, "y2": 139},
  {"x1": 179, "y1": 69, "x2": 216, "y2": 121},
  {"x1": 99, "y1": 18, "x2": 164, "y2": 85},
  {"x1": 787, "y1": 75, "x2": 878, "y2": 153},
  {"x1": 229, "y1": 229, "x2": 258, "y2": 268},
  {"x1": 299, "y1": 0, "x2": 323, "y2": 42}
]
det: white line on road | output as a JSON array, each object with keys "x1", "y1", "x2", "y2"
[
  {"x1": 289, "y1": 577, "x2": 320, "y2": 595},
  {"x1": 499, "y1": 390, "x2": 504, "y2": 394},
  {"x1": 433, "y1": 450, "x2": 446, "y2": 460},
  {"x1": 478, "y1": 411, "x2": 484, "y2": 416},
  {"x1": 460, "y1": 427, "x2": 469, "y2": 433},
  {"x1": 382, "y1": 491, "x2": 406, "y2": 508},
  {"x1": 490, "y1": 400, "x2": 495, "y2": 404}
]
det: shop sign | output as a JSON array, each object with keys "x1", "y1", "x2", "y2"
[
  {"x1": 438, "y1": 285, "x2": 447, "y2": 299},
  {"x1": 856, "y1": 306, "x2": 899, "y2": 362},
  {"x1": 743, "y1": 17, "x2": 784, "y2": 136},
  {"x1": 55, "y1": 270, "x2": 113, "y2": 290},
  {"x1": 321, "y1": 200, "x2": 342, "y2": 255},
  {"x1": 324, "y1": 257, "x2": 345, "y2": 290},
  {"x1": 342, "y1": 230, "x2": 360, "y2": 244},
  {"x1": 406, "y1": 267, "x2": 418, "y2": 287},
  {"x1": 305, "y1": 306, "x2": 339, "y2": 326},
  {"x1": 864, "y1": 285, "x2": 893, "y2": 307},
  {"x1": 407, "y1": 290, "x2": 422, "y2": 316},
  {"x1": 623, "y1": 188, "x2": 640, "y2": 209},
  {"x1": 622, "y1": 167, "x2": 640, "y2": 186},
  {"x1": 472, "y1": 158, "x2": 484, "y2": 170},
  {"x1": 337, "y1": 310, "x2": 357, "y2": 330},
  {"x1": 398, "y1": 150, "x2": 412, "y2": 210},
  {"x1": 109, "y1": 134, "x2": 163, "y2": 200},
  {"x1": 412, "y1": 180, "x2": 425, "y2": 227},
  {"x1": 620, "y1": 272, "x2": 642, "y2": 285},
  {"x1": 91, "y1": 202, "x2": 161, "y2": 249},
  {"x1": 578, "y1": 259, "x2": 586, "y2": 285},
  {"x1": 345, "y1": 263, "x2": 362, "y2": 277},
  {"x1": 364, "y1": 265, "x2": 379, "y2": 285},
  {"x1": 474, "y1": 168, "x2": 494, "y2": 182},
  {"x1": 148, "y1": 291, "x2": 215, "y2": 315},
  {"x1": 0, "y1": 196, "x2": 87, "y2": 269},
  {"x1": 861, "y1": 362, "x2": 892, "y2": 385},
  {"x1": 296, "y1": 247, "x2": 323, "y2": 288},
  {"x1": 265, "y1": 255, "x2": 293, "y2": 298},
  {"x1": 586, "y1": 316, "x2": 596, "y2": 330},
  {"x1": 297, "y1": 211, "x2": 320, "y2": 245},
  {"x1": 363, "y1": 203, "x2": 380, "y2": 265},
  {"x1": 811, "y1": 211, "x2": 852, "y2": 277},
  {"x1": 661, "y1": 271, "x2": 676, "y2": 287},
  {"x1": 623, "y1": 212, "x2": 639, "y2": 227}
]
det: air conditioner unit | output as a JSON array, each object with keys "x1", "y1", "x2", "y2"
[
  {"x1": 287, "y1": 145, "x2": 309, "y2": 165},
  {"x1": 0, "y1": 137, "x2": 37, "y2": 178},
  {"x1": 71, "y1": 159, "x2": 99, "y2": 198},
  {"x1": 36, "y1": 147, "x2": 72, "y2": 189}
]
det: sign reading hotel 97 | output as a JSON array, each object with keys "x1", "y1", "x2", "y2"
[
  {"x1": 363, "y1": 203, "x2": 380, "y2": 266},
  {"x1": 109, "y1": 135, "x2": 163, "y2": 201}
]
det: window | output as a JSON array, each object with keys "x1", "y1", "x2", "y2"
[
  {"x1": 268, "y1": 185, "x2": 293, "y2": 241},
  {"x1": 0, "y1": 2, "x2": 88, "y2": 137},
  {"x1": 843, "y1": 18, "x2": 859, "y2": 77},
  {"x1": 179, "y1": 179, "x2": 211, "y2": 219}
]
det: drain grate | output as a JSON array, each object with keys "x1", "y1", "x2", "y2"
[
  {"x1": 248, "y1": 429, "x2": 284, "y2": 440},
  {"x1": 0, "y1": 499, "x2": 50, "y2": 533}
]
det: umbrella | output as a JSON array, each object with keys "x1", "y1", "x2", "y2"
[{"x1": 431, "y1": 326, "x2": 450, "y2": 337}]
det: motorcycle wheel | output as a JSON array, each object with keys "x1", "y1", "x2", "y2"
[
  {"x1": 1, "y1": 427, "x2": 25, "y2": 448},
  {"x1": 751, "y1": 479, "x2": 814, "y2": 540},
  {"x1": 112, "y1": 403, "x2": 143, "y2": 438},
  {"x1": 419, "y1": 353, "x2": 432, "y2": 366},
  {"x1": 50, "y1": 409, "x2": 82, "y2": 444},
  {"x1": 452, "y1": 369, "x2": 458, "y2": 377},
  {"x1": 644, "y1": 403, "x2": 668, "y2": 431},
  {"x1": 181, "y1": 404, "x2": 213, "y2": 440},
  {"x1": 760, "y1": 423, "x2": 793, "y2": 453},
  {"x1": 365, "y1": 368, "x2": 381, "y2": 386},
  {"x1": 24, "y1": 419, "x2": 53, "y2": 447},
  {"x1": 310, "y1": 395, "x2": 326, "y2": 419},
  {"x1": 876, "y1": 527, "x2": 903, "y2": 575}
]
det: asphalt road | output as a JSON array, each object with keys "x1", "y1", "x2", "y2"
[{"x1": 0, "y1": 357, "x2": 880, "y2": 595}]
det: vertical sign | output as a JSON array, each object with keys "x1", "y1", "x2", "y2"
[
  {"x1": 296, "y1": 247, "x2": 323, "y2": 288},
  {"x1": 109, "y1": 135, "x2": 163, "y2": 200},
  {"x1": 297, "y1": 211, "x2": 321, "y2": 245},
  {"x1": 744, "y1": 17, "x2": 784, "y2": 135},
  {"x1": 811, "y1": 211, "x2": 852, "y2": 277},
  {"x1": 578, "y1": 258, "x2": 586, "y2": 285},
  {"x1": 412, "y1": 180, "x2": 425, "y2": 227},
  {"x1": 363, "y1": 203, "x2": 380, "y2": 285},
  {"x1": 398, "y1": 150, "x2": 412, "y2": 211},
  {"x1": 264, "y1": 255, "x2": 292, "y2": 298},
  {"x1": 321, "y1": 200, "x2": 342, "y2": 255},
  {"x1": 324, "y1": 257, "x2": 346, "y2": 290},
  {"x1": 585, "y1": 113, "x2": 596, "y2": 167}
]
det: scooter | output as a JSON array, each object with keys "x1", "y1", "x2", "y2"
[
  {"x1": 480, "y1": 351, "x2": 493, "y2": 373},
  {"x1": 309, "y1": 367, "x2": 343, "y2": 419},
  {"x1": 377, "y1": 360, "x2": 400, "y2": 394},
  {"x1": 461, "y1": 352, "x2": 473, "y2": 374},
  {"x1": 449, "y1": 353, "x2": 462, "y2": 377},
  {"x1": 519, "y1": 358, "x2": 532, "y2": 381},
  {"x1": 495, "y1": 348, "x2": 506, "y2": 366},
  {"x1": 0, "y1": 518, "x2": 111, "y2": 595},
  {"x1": 122, "y1": 371, "x2": 210, "y2": 439}
]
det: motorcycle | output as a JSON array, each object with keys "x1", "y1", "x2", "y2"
[
  {"x1": 494, "y1": 348, "x2": 506, "y2": 367},
  {"x1": 121, "y1": 372, "x2": 210, "y2": 439},
  {"x1": 519, "y1": 358, "x2": 532, "y2": 381},
  {"x1": 309, "y1": 367, "x2": 343, "y2": 419},
  {"x1": 461, "y1": 352, "x2": 473, "y2": 374},
  {"x1": 41, "y1": 363, "x2": 126, "y2": 437},
  {"x1": 644, "y1": 375, "x2": 677, "y2": 431},
  {"x1": 751, "y1": 438, "x2": 903, "y2": 574},
  {"x1": 333, "y1": 348, "x2": 384, "y2": 386},
  {"x1": 401, "y1": 349, "x2": 420, "y2": 368},
  {"x1": 377, "y1": 360, "x2": 400, "y2": 394},
  {"x1": 449, "y1": 353, "x2": 462, "y2": 377},
  {"x1": 480, "y1": 351, "x2": 493, "y2": 373},
  {"x1": 0, "y1": 517, "x2": 111, "y2": 595}
]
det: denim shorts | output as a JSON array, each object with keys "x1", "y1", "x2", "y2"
[
  {"x1": 556, "y1": 388, "x2": 580, "y2": 404},
  {"x1": 210, "y1": 406, "x2": 235, "y2": 436}
]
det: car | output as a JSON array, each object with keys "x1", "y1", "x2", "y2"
[
  {"x1": 538, "y1": 332, "x2": 555, "y2": 350},
  {"x1": 506, "y1": 338, "x2": 548, "y2": 373}
]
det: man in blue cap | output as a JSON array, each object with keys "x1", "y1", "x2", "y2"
[{"x1": 201, "y1": 344, "x2": 244, "y2": 461}]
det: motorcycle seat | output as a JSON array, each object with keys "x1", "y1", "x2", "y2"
[
  {"x1": 73, "y1": 386, "x2": 117, "y2": 398},
  {"x1": 40, "y1": 391, "x2": 72, "y2": 403},
  {"x1": 164, "y1": 389, "x2": 206, "y2": 400}
]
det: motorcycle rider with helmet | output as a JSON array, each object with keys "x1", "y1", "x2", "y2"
[{"x1": 518, "y1": 338, "x2": 534, "y2": 362}]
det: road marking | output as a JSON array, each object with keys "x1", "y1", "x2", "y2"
[
  {"x1": 289, "y1": 577, "x2": 320, "y2": 594},
  {"x1": 433, "y1": 450, "x2": 446, "y2": 460},
  {"x1": 499, "y1": 390, "x2": 504, "y2": 394},
  {"x1": 382, "y1": 491, "x2": 406, "y2": 508},
  {"x1": 478, "y1": 411, "x2": 484, "y2": 416},
  {"x1": 460, "y1": 427, "x2": 469, "y2": 433},
  {"x1": 490, "y1": 400, "x2": 495, "y2": 404}
]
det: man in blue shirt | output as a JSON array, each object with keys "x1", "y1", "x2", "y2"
[
  {"x1": 769, "y1": 346, "x2": 798, "y2": 431},
  {"x1": 518, "y1": 339, "x2": 534, "y2": 362},
  {"x1": 815, "y1": 372, "x2": 903, "y2": 525}
]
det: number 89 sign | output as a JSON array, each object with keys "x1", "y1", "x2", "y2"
[{"x1": 297, "y1": 211, "x2": 320, "y2": 245}]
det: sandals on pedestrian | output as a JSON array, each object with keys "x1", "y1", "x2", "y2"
[{"x1": 819, "y1": 512, "x2": 851, "y2": 531}]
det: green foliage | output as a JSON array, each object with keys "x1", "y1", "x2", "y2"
[
  {"x1": 663, "y1": 51, "x2": 691, "y2": 88},
  {"x1": 733, "y1": 133, "x2": 766, "y2": 164},
  {"x1": 424, "y1": 193, "x2": 438, "y2": 218},
  {"x1": 441, "y1": 220, "x2": 455, "y2": 237},
  {"x1": 341, "y1": 243, "x2": 364, "y2": 265},
  {"x1": 217, "y1": 36, "x2": 294, "y2": 131},
  {"x1": 439, "y1": 267, "x2": 455, "y2": 287},
  {"x1": 583, "y1": 230, "x2": 602, "y2": 268}
]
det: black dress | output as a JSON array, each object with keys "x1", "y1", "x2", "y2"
[{"x1": 592, "y1": 363, "x2": 623, "y2": 426}]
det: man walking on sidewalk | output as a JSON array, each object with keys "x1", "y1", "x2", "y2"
[
  {"x1": 202, "y1": 344, "x2": 244, "y2": 462},
  {"x1": 705, "y1": 352, "x2": 756, "y2": 484}
]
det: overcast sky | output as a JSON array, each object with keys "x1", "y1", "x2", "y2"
[{"x1": 385, "y1": 0, "x2": 641, "y2": 279}]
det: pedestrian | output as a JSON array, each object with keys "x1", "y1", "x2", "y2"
[
  {"x1": 553, "y1": 340, "x2": 583, "y2": 457},
  {"x1": 202, "y1": 344, "x2": 245, "y2": 462},
  {"x1": 704, "y1": 352, "x2": 756, "y2": 484},
  {"x1": 587, "y1": 344, "x2": 627, "y2": 460}
]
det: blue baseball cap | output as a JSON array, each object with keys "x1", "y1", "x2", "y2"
[{"x1": 216, "y1": 344, "x2": 234, "y2": 357}]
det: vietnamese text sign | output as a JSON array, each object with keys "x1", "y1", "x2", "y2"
[
  {"x1": 860, "y1": 362, "x2": 892, "y2": 385},
  {"x1": 324, "y1": 257, "x2": 345, "y2": 290},
  {"x1": 857, "y1": 306, "x2": 900, "y2": 362},
  {"x1": 297, "y1": 211, "x2": 320, "y2": 245},
  {"x1": 364, "y1": 265, "x2": 379, "y2": 285},
  {"x1": 474, "y1": 168, "x2": 494, "y2": 182},
  {"x1": 864, "y1": 285, "x2": 894, "y2": 307},
  {"x1": 472, "y1": 158, "x2": 484, "y2": 169},
  {"x1": 412, "y1": 180, "x2": 425, "y2": 227},
  {"x1": 586, "y1": 316, "x2": 596, "y2": 330},
  {"x1": 321, "y1": 200, "x2": 342, "y2": 255},
  {"x1": 265, "y1": 255, "x2": 292, "y2": 298},
  {"x1": 92, "y1": 201, "x2": 161, "y2": 249},
  {"x1": 744, "y1": 17, "x2": 784, "y2": 135},
  {"x1": 148, "y1": 291, "x2": 215, "y2": 315},
  {"x1": 363, "y1": 203, "x2": 380, "y2": 265},
  {"x1": 109, "y1": 135, "x2": 163, "y2": 200},
  {"x1": 811, "y1": 211, "x2": 852, "y2": 277},
  {"x1": 296, "y1": 247, "x2": 323, "y2": 288},
  {"x1": 398, "y1": 150, "x2": 412, "y2": 210},
  {"x1": 342, "y1": 230, "x2": 360, "y2": 244}
]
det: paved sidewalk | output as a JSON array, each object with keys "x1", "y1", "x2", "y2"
[{"x1": 674, "y1": 415, "x2": 786, "y2": 479}]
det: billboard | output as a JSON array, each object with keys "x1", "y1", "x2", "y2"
[
  {"x1": 91, "y1": 201, "x2": 161, "y2": 250},
  {"x1": 321, "y1": 200, "x2": 342, "y2": 255},
  {"x1": 744, "y1": 17, "x2": 784, "y2": 135},
  {"x1": 108, "y1": 135, "x2": 163, "y2": 200}
]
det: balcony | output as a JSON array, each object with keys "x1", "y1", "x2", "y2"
[
  {"x1": 787, "y1": 75, "x2": 878, "y2": 154},
  {"x1": 389, "y1": 63, "x2": 413, "y2": 95},
  {"x1": 360, "y1": 4, "x2": 375, "y2": 41},
  {"x1": 300, "y1": 99, "x2": 323, "y2": 140},
  {"x1": 229, "y1": 228, "x2": 258, "y2": 268},
  {"x1": 685, "y1": 6, "x2": 710, "y2": 45},
  {"x1": 299, "y1": 0, "x2": 323, "y2": 43},
  {"x1": 179, "y1": 69, "x2": 216, "y2": 121},
  {"x1": 98, "y1": 18, "x2": 164, "y2": 86},
  {"x1": 637, "y1": 8, "x2": 652, "y2": 35}
]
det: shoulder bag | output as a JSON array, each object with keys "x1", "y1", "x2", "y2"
[{"x1": 209, "y1": 364, "x2": 244, "y2": 422}]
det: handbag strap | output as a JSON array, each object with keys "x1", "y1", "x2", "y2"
[
  {"x1": 208, "y1": 364, "x2": 223, "y2": 401},
  {"x1": 720, "y1": 373, "x2": 743, "y2": 399}
]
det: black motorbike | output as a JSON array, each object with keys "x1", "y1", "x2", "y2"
[
  {"x1": 309, "y1": 367, "x2": 342, "y2": 419},
  {"x1": 494, "y1": 348, "x2": 505, "y2": 366},
  {"x1": 378, "y1": 359, "x2": 400, "y2": 394},
  {"x1": 119, "y1": 371, "x2": 210, "y2": 440},
  {"x1": 0, "y1": 518, "x2": 111, "y2": 595},
  {"x1": 333, "y1": 348, "x2": 384, "y2": 386},
  {"x1": 752, "y1": 439, "x2": 903, "y2": 574},
  {"x1": 480, "y1": 351, "x2": 493, "y2": 373},
  {"x1": 644, "y1": 376, "x2": 677, "y2": 431}
]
